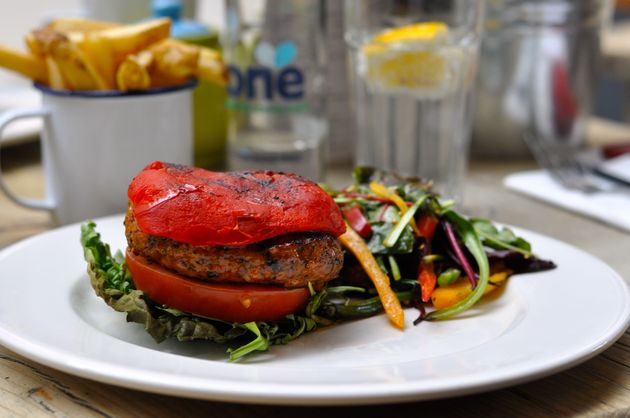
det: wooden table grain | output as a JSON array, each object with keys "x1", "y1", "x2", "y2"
[{"x1": 1, "y1": 143, "x2": 630, "y2": 418}]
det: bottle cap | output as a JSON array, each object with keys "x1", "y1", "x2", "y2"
[{"x1": 152, "y1": 0, "x2": 210, "y2": 38}]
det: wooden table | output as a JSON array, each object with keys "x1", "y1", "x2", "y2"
[
  {"x1": 603, "y1": 22, "x2": 630, "y2": 80},
  {"x1": 1, "y1": 143, "x2": 630, "y2": 417}
]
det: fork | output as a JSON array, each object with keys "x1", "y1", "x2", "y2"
[{"x1": 523, "y1": 133, "x2": 628, "y2": 195}]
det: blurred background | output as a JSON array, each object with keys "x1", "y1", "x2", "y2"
[
  {"x1": 3, "y1": 0, "x2": 630, "y2": 165},
  {"x1": 2, "y1": 0, "x2": 630, "y2": 227}
]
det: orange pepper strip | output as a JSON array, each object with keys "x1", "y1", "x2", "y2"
[
  {"x1": 369, "y1": 182, "x2": 420, "y2": 236},
  {"x1": 431, "y1": 271, "x2": 510, "y2": 309},
  {"x1": 419, "y1": 261, "x2": 437, "y2": 302},
  {"x1": 338, "y1": 226, "x2": 405, "y2": 329}
]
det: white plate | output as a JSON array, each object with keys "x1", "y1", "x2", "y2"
[{"x1": 0, "y1": 215, "x2": 628, "y2": 405}]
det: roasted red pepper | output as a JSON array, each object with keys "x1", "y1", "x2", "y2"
[
  {"x1": 419, "y1": 261, "x2": 437, "y2": 302},
  {"x1": 417, "y1": 214, "x2": 439, "y2": 240},
  {"x1": 417, "y1": 214, "x2": 439, "y2": 301},
  {"x1": 128, "y1": 161, "x2": 346, "y2": 246},
  {"x1": 342, "y1": 205, "x2": 373, "y2": 238}
]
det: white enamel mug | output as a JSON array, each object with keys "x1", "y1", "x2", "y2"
[{"x1": 0, "y1": 81, "x2": 195, "y2": 225}]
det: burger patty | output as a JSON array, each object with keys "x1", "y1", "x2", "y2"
[{"x1": 124, "y1": 209, "x2": 344, "y2": 288}]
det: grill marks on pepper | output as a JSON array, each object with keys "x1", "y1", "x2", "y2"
[{"x1": 186, "y1": 170, "x2": 304, "y2": 203}]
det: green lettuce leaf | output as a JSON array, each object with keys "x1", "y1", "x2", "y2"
[
  {"x1": 471, "y1": 218, "x2": 532, "y2": 257},
  {"x1": 367, "y1": 221, "x2": 415, "y2": 254}
]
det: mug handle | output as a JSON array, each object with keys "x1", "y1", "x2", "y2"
[{"x1": 0, "y1": 108, "x2": 55, "y2": 210}]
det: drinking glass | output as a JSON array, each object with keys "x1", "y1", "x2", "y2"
[
  {"x1": 473, "y1": 0, "x2": 609, "y2": 159},
  {"x1": 345, "y1": 0, "x2": 485, "y2": 200}
]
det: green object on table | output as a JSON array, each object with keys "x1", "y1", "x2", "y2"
[
  {"x1": 153, "y1": 0, "x2": 228, "y2": 169},
  {"x1": 191, "y1": 68, "x2": 228, "y2": 169}
]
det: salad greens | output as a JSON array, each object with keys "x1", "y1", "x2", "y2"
[
  {"x1": 423, "y1": 211, "x2": 489, "y2": 321},
  {"x1": 328, "y1": 167, "x2": 554, "y2": 322},
  {"x1": 384, "y1": 194, "x2": 427, "y2": 248},
  {"x1": 81, "y1": 167, "x2": 555, "y2": 361},
  {"x1": 471, "y1": 219, "x2": 532, "y2": 257},
  {"x1": 367, "y1": 222, "x2": 415, "y2": 254}
]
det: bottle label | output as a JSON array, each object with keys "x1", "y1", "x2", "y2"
[{"x1": 226, "y1": 41, "x2": 308, "y2": 113}]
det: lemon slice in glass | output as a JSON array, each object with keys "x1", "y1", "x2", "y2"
[
  {"x1": 361, "y1": 22, "x2": 460, "y2": 96},
  {"x1": 372, "y1": 22, "x2": 449, "y2": 44}
]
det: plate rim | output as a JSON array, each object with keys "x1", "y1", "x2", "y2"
[{"x1": 0, "y1": 214, "x2": 629, "y2": 405}]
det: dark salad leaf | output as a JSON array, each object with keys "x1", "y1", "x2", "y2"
[
  {"x1": 487, "y1": 250, "x2": 556, "y2": 273},
  {"x1": 425, "y1": 211, "x2": 490, "y2": 321},
  {"x1": 351, "y1": 166, "x2": 432, "y2": 192},
  {"x1": 471, "y1": 219, "x2": 532, "y2": 257},
  {"x1": 352, "y1": 166, "x2": 377, "y2": 185}
]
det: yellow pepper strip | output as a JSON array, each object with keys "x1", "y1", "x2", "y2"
[
  {"x1": 369, "y1": 182, "x2": 420, "y2": 235},
  {"x1": 338, "y1": 226, "x2": 405, "y2": 329},
  {"x1": 489, "y1": 269, "x2": 511, "y2": 285},
  {"x1": 431, "y1": 271, "x2": 511, "y2": 309}
]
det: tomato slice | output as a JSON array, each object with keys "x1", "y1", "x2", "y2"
[{"x1": 125, "y1": 250, "x2": 310, "y2": 323}]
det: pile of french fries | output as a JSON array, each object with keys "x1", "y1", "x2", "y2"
[{"x1": 0, "y1": 17, "x2": 227, "y2": 91}]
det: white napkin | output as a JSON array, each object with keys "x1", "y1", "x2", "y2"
[
  {"x1": 504, "y1": 169, "x2": 630, "y2": 233},
  {"x1": 597, "y1": 155, "x2": 630, "y2": 184}
]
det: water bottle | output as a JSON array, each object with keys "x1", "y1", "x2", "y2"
[{"x1": 223, "y1": 0, "x2": 328, "y2": 180}]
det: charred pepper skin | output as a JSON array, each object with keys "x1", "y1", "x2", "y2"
[{"x1": 128, "y1": 161, "x2": 346, "y2": 247}]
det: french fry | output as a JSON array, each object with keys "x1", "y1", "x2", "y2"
[
  {"x1": 46, "y1": 17, "x2": 119, "y2": 33},
  {"x1": 24, "y1": 33, "x2": 45, "y2": 57},
  {"x1": 10, "y1": 18, "x2": 227, "y2": 92},
  {"x1": 0, "y1": 43, "x2": 47, "y2": 83},
  {"x1": 32, "y1": 28, "x2": 106, "y2": 90},
  {"x1": 45, "y1": 57, "x2": 66, "y2": 89},
  {"x1": 28, "y1": 30, "x2": 87, "y2": 57},
  {"x1": 82, "y1": 18, "x2": 171, "y2": 89},
  {"x1": 116, "y1": 50, "x2": 153, "y2": 91},
  {"x1": 117, "y1": 40, "x2": 225, "y2": 90},
  {"x1": 149, "y1": 39, "x2": 199, "y2": 87},
  {"x1": 52, "y1": 55, "x2": 103, "y2": 90},
  {"x1": 196, "y1": 47, "x2": 228, "y2": 86},
  {"x1": 25, "y1": 33, "x2": 64, "y2": 88}
]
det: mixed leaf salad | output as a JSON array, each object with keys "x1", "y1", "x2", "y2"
[{"x1": 81, "y1": 167, "x2": 555, "y2": 361}]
